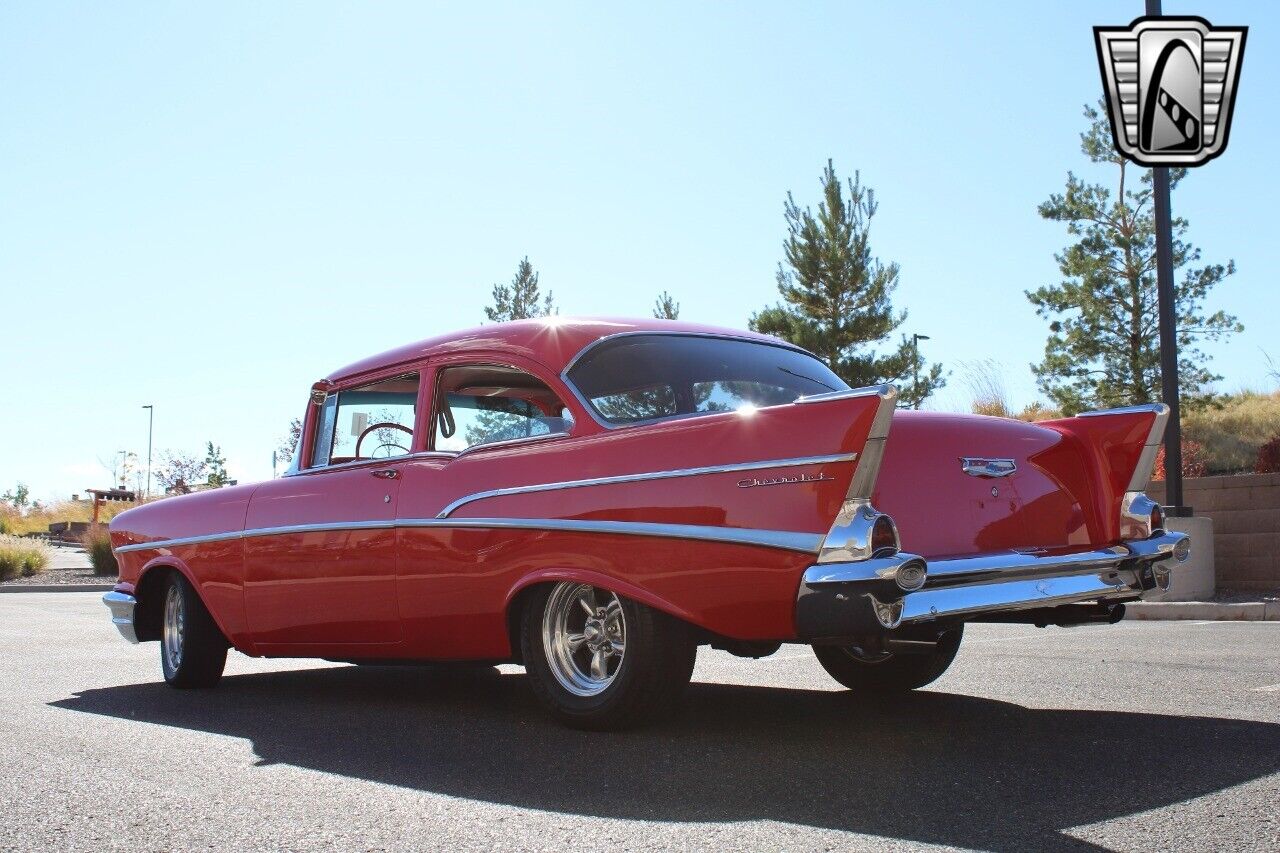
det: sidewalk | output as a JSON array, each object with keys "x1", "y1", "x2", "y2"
[{"x1": 1126, "y1": 600, "x2": 1280, "y2": 621}]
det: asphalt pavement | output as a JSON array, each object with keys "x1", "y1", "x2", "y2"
[{"x1": 2, "y1": 593, "x2": 1277, "y2": 852}]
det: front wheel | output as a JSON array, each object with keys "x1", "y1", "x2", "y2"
[
  {"x1": 521, "y1": 582, "x2": 696, "y2": 730},
  {"x1": 160, "y1": 574, "x2": 229, "y2": 688},
  {"x1": 812, "y1": 625, "x2": 964, "y2": 692}
]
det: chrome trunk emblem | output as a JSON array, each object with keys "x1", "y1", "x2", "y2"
[{"x1": 960, "y1": 457, "x2": 1017, "y2": 478}]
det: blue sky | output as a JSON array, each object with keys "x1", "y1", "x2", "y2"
[{"x1": 2, "y1": 2, "x2": 1276, "y2": 500}]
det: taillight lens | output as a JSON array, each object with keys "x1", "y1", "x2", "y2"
[
  {"x1": 870, "y1": 514, "x2": 899, "y2": 555},
  {"x1": 1150, "y1": 503, "x2": 1166, "y2": 532}
]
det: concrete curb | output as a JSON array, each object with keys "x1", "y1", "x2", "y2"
[
  {"x1": 0, "y1": 584, "x2": 114, "y2": 593},
  {"x1": 1126, "y1": 601, "x2": 1280, "y2": 621}
]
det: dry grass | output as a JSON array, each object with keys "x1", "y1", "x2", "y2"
[
  {"x1": 1183, "y1": 390, "x2": 1280, "y2": 473},
  {"x1": 961, "y1": 359, "x2": 1012, "y2": 418},
  {"x1": 0, "y1": 499, "x2": 137, "y2": 537},
  {"x1": 80, "y1": 526, "x2": 119, "y2": 577},
  {"x1": 0, "y1": 535, "x2": 51, "y2": 581}
]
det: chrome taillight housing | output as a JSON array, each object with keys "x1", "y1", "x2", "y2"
[{"x1": 1121, "y1": 492, "x2": 1165, "y2": 540}]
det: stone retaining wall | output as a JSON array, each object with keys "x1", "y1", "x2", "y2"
[{"x1": 1147, "y1": 473, "x2": 1280, "y2": 592}]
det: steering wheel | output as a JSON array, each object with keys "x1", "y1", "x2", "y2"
[{"x1": 355, "y1": 422, "x2": 412, "y2": 459}]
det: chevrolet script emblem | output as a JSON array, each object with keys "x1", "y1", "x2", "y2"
[{"x1": 1094, "y1": 16, "x2": 1246, "y2": 167}]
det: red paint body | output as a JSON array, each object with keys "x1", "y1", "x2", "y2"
[{"x1": 110, "y1": 319, "x2": 1160, "y2": 661}]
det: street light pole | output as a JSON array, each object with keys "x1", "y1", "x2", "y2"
[
  {"x1": 911, "y1": 334, "x2": 931, "y2": 409},
  {"x1": 1145, "y1": 0, "x2": 1188, "y2": 516},
  {"x1": 142, "y1": 405, "x2": 154, "y2": 500}
]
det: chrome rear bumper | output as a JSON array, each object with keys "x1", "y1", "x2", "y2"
[
  {"x1": 796, "y1": 530, "x2": 1189, "y2": 638},
  {"x1": 103, "y1": 591, "x2": 139, "y2": 643}
]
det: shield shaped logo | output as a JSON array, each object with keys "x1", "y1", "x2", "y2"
[{"x1": 1094, "y1": 16, "x2": 1246, "y2": 167}]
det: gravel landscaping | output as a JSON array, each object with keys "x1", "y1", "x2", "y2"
[{"x1": 0, "y1": 545, "x2": 108, "y2": 586}]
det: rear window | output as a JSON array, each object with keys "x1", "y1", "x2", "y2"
[{"x1": 566, "y1": 334, "x2": 849, "y2": 425}]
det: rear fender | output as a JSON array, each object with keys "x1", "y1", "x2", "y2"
[{"x1": 1037, "y1": 404, "x2": 1169, "y2": 543}]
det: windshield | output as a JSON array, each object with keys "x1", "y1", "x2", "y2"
[{"x1": 566, "y1": 334, "x2": 849, "y2": 425}]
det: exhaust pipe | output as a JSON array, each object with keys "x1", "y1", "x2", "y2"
[{"x1": 974, "y1": 602, "x2": 1126, "y2": 628}]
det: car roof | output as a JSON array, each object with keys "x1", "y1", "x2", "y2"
[{"x1": 324, "y1": 317, "x2": 793, "y2": 384}]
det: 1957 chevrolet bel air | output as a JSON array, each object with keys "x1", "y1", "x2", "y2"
[{"x1": 105, "y1": 318, "x2": 1190, "y2": 729}]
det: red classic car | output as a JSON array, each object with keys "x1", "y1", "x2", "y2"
[{"x1": 105, "y1": 318, "x2": 1190, "y2": 728}]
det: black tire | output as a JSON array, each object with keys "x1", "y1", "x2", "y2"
[
  {"x1": 812, "y1": 625, "x2": 964, "y2": 692},
  {"x1": 159, "y1": 573, "x2": 229, "y2": 689},
  {"x1": 521, "y1": 582, "x2": 696, "y2": 730}
]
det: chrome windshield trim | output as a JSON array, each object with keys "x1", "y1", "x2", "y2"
[
  {"x1": 436, "y1": 452, "x2": 857, "y2": 518},
  {"x1": 111, "y1": 518, "x2": 824, "y2": 555}
]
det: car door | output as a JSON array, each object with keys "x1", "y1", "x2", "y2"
[{"x1": 243, "y1": 370, "x2": 422, "y2": 651}]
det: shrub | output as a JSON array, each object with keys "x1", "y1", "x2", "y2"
[
  {"x1": 1153, "y1": 440, "x2": 1208, "y2": 480},
  {"x1": 1256, "y1": 436, "x2": 1280, "y2": 474},
  {"x1": 81, "y1": 526, "x2": 119, "y2": 577},
  {"x1": 1183, "y1": 390, "x2": 1280, "y2": 473},
  {"x1": 0, "y1": 535, "x2": 51, "y2": 581}
]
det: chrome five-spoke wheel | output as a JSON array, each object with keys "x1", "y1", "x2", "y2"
[
  {"x1": 542, "y1": 582, "x2": 626, "y2": 696},
  {"x1": 162, "y1": 582, "x2": 185, "y2": 673}
]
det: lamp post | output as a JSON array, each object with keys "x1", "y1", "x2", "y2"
[
  {"x1": 142, "y1": 405, "x2": 154, "y2": 500},
  {"x1": 911, "y1": 334, "x2": 931, "y2": 409},
  {"x1": 1143, "y1": 0, "x2": 1188, "y2": 516}
]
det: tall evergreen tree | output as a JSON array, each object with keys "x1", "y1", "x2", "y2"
[
  {"x1": 484, "y1": 256, "x2": 554, "y2": 322},
  {"x1": 750, "y1": 160, "x2": 943, "y2": 407},
  {"x1": 1029, "y1": 103, "x2": 1241, "y2": 414},
  {"x1": 204, "y1": 442, "x2": 230, "y2": 487},
  {"x1": 653, "y1": 291, "x2": 680, "y2": 320}
]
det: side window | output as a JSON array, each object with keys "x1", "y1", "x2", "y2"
[
  {"x1": 310, "y1": 372, "x2": 420, "y2": 467},
  {"x1": 433, "y1": 364, "x2": 573, "y2": 453}
]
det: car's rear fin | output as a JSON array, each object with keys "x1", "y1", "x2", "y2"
[{"x1": 804, "y1": 384, "x2": 901, "y2": 564}]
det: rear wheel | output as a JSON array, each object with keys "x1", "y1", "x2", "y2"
[
  {"x1": 812, "y1": 625, "x2": 963, "y2": 692},
  {"x1": 521, "y1": 582, "x2": 696, "y2": 730},
  {"x1": 160, "y1": 574, "x2": 228, "y2": 688}
]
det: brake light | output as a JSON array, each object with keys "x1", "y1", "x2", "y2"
[
  {"x1": 1150, "y1": 503, "x2": 1166, "y2": 533},
  {"x1": 871, "y1": 514, "x2": 899, "y2": 556}
]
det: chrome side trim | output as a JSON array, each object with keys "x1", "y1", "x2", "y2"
[
  {"x1": 455, "y1": 431, "x2": 571, "y2": 457},
  {"x1": 402, "y1": 518, "x2": 824, "y2": 553},
  {"x1": 1079, "y1": 402, "x2": 1169, "y2": 493},
  {"x1": 285, "y1": 451, "x2": 458, "y2": 478},
  {"x1": 114, "y1": 529, "x2": 245, "y2": 553},
  {"x1": 112, "y1": 517, "x2": 824, "y2": 555},
  {"x1": 102, "y1": 591, "x2": 139, "y2": 644},
  {"x1": 437, "y1": 452, "x2": 856, "y2": 518}
]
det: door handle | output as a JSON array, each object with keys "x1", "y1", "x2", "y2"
[{"x1": 370, "y1": 468, "x2": 399, "y2": 480}]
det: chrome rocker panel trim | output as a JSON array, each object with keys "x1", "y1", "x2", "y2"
[
  {"x1": 102, "y1": 591, "x2": 139, "y2": 644},
  {"x1": 796, "y1": 530, "x2": 1189, "y2": 637}
]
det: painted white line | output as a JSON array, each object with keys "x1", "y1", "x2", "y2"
[{"x1": 1254, "y1": 683, "x2": 1280, "y2": 692}]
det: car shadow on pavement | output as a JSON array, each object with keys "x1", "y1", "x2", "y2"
[{"x1": 54, "y1": 665, "x2": 1280, "y2": 852}]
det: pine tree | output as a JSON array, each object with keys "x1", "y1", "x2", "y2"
[
  {"x1": 653, "y1": 291, "x2": 680, "y2": 320},
  {"x1": 204, "y1": 442, "x2": 230, "y2": 487},
  {"x1": 1029, "y1": 103, "x2": 1241, "y2": 414},
  {"x1": 750, "y1": 160, "x2": 944, "y2": 406},
  {"x1": 484, "y1": 257, "x2": 554, "y2": 322}
]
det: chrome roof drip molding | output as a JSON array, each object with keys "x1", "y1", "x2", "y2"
[{"x1": 437, "y1": 452, "x2": 857, "y2": 518}]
